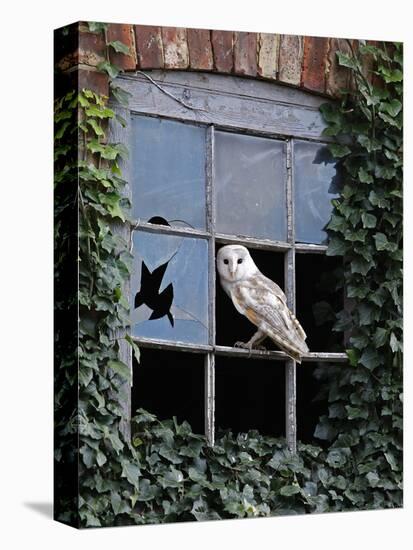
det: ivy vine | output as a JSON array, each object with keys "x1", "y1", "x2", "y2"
[{"x1": 54, "y1": 33, "x2": 402, "y2": 528}]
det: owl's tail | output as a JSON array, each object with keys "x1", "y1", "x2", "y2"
[{"x1": 265, "y1": 327, "x2": 309, "y2": 363}]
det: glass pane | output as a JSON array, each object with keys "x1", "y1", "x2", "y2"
[
  {"x1": 131, "y1": 230, "x2": 209, "y2": 345},
  {"x1": 214, "y1": 131, "x2": 287, "y2": 241},
  {"x1": 294, "y1": 140, "x2": 341, "y2": 244},
  {"x1": 131, "y1": 115, "x2": 207, "y2": 230}
]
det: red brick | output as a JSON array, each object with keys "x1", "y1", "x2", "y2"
[
  {"x1": 278, "y1": 35, "x2": 303, "y2": 86},
  {"x1": 135, "y1": 25, "x2": 164, "y2": 69},
  {"x1": 301, "y1": 36, "x2": 329, "y2": 94},
  {"x1": 107, "y1": 24, "x2": 137, "y2": 71},
  {"x1": 326, "y1": 38, "x2": 352, "y2": 97},
  {"x1": 187, "y1": 28, "x2": 213, "y2": 70},
  {"x1": 161, "y1": 27, "x2": 189, "y2": 69},
  {"x1": 78, "y1": 69, "x2": 109, "y2": 97},
  {"x1": 211, "y1": 30, "x2": 233, "y2": 72},
  {"x1": 234, "y1": 32, "x2": 257, "y2": 77},
  {"x1": 78, "y1": 29, "x2": 106, "y2": 67}
]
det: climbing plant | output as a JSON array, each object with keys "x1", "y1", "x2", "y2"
[
  {"x1": 314, "y1": 41, "x2": 403, "y2": 509},
  {"x1": 54, "y1": 34, "x2": 402, "y2": 528}
]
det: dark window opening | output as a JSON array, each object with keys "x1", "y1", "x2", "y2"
[
  {"x1": 215, "y1": 244, "x2": 285, "y2": 349},
  {"x1": 297, "y1": 364, "x2": 328, "y2": 444},
  {"x1": 215, "y1": 357, "x2": 285, "y2": 436},
  {"x1": 296, "y1": 254, "x2": 343, "y2": 353},
  {"x1": 132, "y1": 349, "x2": 204, "y2": 434}
]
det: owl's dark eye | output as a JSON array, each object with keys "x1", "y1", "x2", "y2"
[
  {"x1": 223, "y1": 259, "x2": 229, "y2": 265},
  {"x1": 237, "y1": 258, "x2": 243, "y2": 264}
]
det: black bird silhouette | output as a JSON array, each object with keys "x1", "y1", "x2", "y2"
[{"x1": 134, "y1": 261, "x2": 174, "y2": 326}]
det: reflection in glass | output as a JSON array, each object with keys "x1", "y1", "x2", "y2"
[
  {"x1": 131, "y1": 115, "x2": 207, "y2": 230},
  {"x1": 131, "y1": 230, "x2": 209, "y2": 344},
  {"x1": 294, "y1": 140, "x2": 341, "y2": 244},
  {"x1": 214, "y1": 131, "x2": 287, "y2": 241}
]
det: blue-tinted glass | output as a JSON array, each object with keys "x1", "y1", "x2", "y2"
[
  {"x1": 131, "y1": 115, "x2": 206, "y2": 230},
  {"x1": 294, "y1": 140, "x2": 341, "y2": 244},
  {"x1": 214, "y1": 131, "x2": 287, "y2": 241},
  {"x1": 131, "y1": 230, "x2": 208, "y2": 345}
]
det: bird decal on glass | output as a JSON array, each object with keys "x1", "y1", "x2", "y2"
[
  {"x1": 217, "y1": 245, "x2": 309, "y2": 363},
  {"x1": 134, "y1": 261, "x2": 174, "y2": 326}
]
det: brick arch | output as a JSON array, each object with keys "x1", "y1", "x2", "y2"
[{"x1": 55, "y1": 22, "x2": 375, "y2": 99}]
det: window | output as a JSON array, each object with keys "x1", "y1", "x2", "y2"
[{"x1": 110, "y1": 71, "x2": 348, "y2": 451}]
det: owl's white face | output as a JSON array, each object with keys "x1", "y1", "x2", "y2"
[{"x1": 216, "y1": 245, "x2": 257, "y2": 283}]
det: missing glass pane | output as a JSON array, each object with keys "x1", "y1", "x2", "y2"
[
  {"x1": 131, "y1": 230, "x2": 209, "y2": 344},
  {"x1": 132, "y1": 349, "x2": 204, "y2": 434},
  {"x1": 297, "y1": 365, "x2": 328, "y2": 444},
  {"x1": 294, "y1": 140, "x2": 342, "y2": 244},
  {"x1": 131, "y1": 115, "x2": 207, "y2": 230},
  {"x1": 296, "y1": 254, "x2": 344, "y2": 352},
  {"x1": 215, "y1": 244, "x2": 285, "y2": 348},
  {"x1": 215, "y1": 131, "x2": 287, "y2": 241},
  {"x1": 215, "y1": 356, "x2": 285, "y2": 436}
]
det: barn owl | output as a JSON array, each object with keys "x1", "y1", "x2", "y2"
[{"x1": 217, "y1": 245, "x2": 309, "y2": 363}]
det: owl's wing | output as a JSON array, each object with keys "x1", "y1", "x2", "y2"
[{"x1": 233, "y1": 273, "x2": 309, "y2": 362}]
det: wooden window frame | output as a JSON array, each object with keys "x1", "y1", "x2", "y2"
[{"x1": 109, "y1": 70, "x2": 347, "y2": 451}]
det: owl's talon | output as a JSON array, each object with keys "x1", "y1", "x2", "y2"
[{"x1": 234, "y1": 341, "x2": 249, "y2": 350}]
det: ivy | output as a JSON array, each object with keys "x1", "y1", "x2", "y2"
[
  {"x1": 315, "y1": 39, "x2": 403, "y2": 509},
  {"x1": 54, "y1": 35, "x2": 402, "y2": 528}
]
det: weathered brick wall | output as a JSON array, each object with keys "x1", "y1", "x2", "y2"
[{"x1": 55, "y1": 22, "x2": 374, "y2": 99}]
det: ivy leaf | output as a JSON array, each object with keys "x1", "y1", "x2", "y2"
[
  {"x1": 346, "y1": 406, "x2": 369, "y2": 420},
  {"x1": 384, "y1": 451, "x2": 399, "y2": 471},
  {"x1": 369, "y1": 190, "x2": 390, "y2": 209},
  {"x1": 358, "y1": 167, "x2": 373, "y2": 184},
  {"x1": 361, "y1": 212, "x2": 377, "y2": 228},
  {"x1": 373, "y1": 232, "x2": 389, "y2": 251},
  {"x1": 280, "y1": 484, "x2": 301, "y2": 497},
  {"x1": 390, "y1": 332, "x2": 402, "y2": 353},
  {"x1": 121, "y1": 460, "x2": 141, "y2": 489},
  {"x1": 108, "y1": 40, "x2": 130, "y2": 55},
  {"x1": 346, "y1": 349, "x2": 359, "y2": 366},
  {"x1": 350, "y1": 257, "x2": 373, "y2": 276},
  {"x1": 97, "y1": 60, "x2": 120, "y2": 80},
  {"x1": 378, "y1": 66, "x2": 403, "y2": 83},
  {"x1": 359, "y1": 348, "x2": 382, "y2": 370},
  {"x1": 87, "y1": 119, "x2": 105, "y2": 137},
  {"x1": 366, "y1": 471, "x2": 380, "y2": 487},
  {"x1": 110, "y1": 84, "x2": 132, "y2": 107},
  {"x1": 326, "y1": 448, "x2": 351, "y2": 468},
  {"x1": 336, "y1": 51, "x2": 359, "y2": 70},
  {"x1": 85, "y1": 105, "x2": 115, "y2": 119},
  {"x1": 319, "y1": 102, "x2": 343, "y2": 125},
  {"x1": 55, "y1": 121, "x2": 71, "y2": 139},
  {"x1": 374, "y1": 164, "x2": 396, "y2": 180},
  {"x1": 372, "y1": 327, "x2": 388, "y2": 348},
  {"x1": 328, "y1": 143, "x2": 351, "y2": 158},
  {"x1": 107, "y1": 359, "x2": 131, "y2": 381},
  {"x1": 98, "y1": 192, "x2": 126, "y2": 222},
  {"x1": 159, "y1": 467, "x2": 184, "y2": 488},
  {"x1": 380, "y1": 99, "x2": 402, "y2": 117},
  {"x1": 125, "y1": 334, "x2": 140, "y2": 364},
  {"x1": 326, "y1": 237, "x2": 347, "y2": 256}
]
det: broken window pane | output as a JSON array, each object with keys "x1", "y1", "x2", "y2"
[
  {"x1": 131, "y1": 230, "x2": 209, "y2": 345},
  {"x1": 131, "y1": 115, "x2": 207, "y2": 230},
  {"x1": 294, "y1": 140, "x2": 341, "y2": 244},
  {"x1": 214, "y1": 131, "x2": 287, "y2": 241}
]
